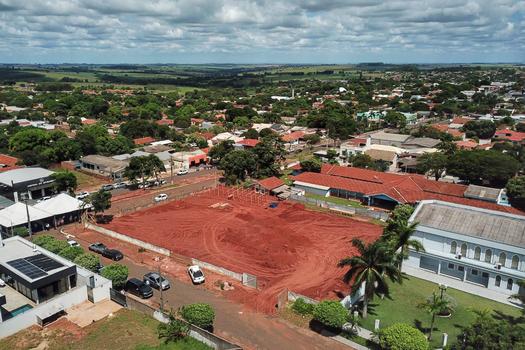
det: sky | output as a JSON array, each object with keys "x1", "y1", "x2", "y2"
[{"x1": 0, "y1": 0, "x2": 524, "y2": 64}]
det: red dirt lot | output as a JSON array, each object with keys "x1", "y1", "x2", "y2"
[{"x1": 102, "y1": 189, "x2": 382, "y2": 312}]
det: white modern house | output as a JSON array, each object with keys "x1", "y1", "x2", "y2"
[
  {"x1": 404, "y1": 200, "x2": 525, "y2": 300},
  {"x1": 0, "y1": 235, "x2": 112, "y2": 338}
]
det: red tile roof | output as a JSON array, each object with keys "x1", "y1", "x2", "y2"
[
  {"x1": 451, "y1": 117, "x2": 472, "y2": 125},
  {"x1": 282, "y1": 131, "x2": 305, "y2": 142},
  {"x1": 293, "y1": 164, "x2": 523, "y2": 214},
  {"x1": 257, "y1": 176, "x2": 285, "y2": 191},
  {"x1": 82, "y1": 118, "x2": 97, "y2": 125},
  {"x1": 156, "y1": 119, "x2": 174, "y2": 126},
  {"x1": 0, "y1": 154, "x2": 20, "y2": 172},
  {"x1": 455, "y1": 140, "x2": 478, "y2": 149},
  {"x1": 237, "y1": 139, "x2": 260, "y2": 147},
  {"x1": 494, "y1": 129, "x2": 525, "y2": 142},
  {"x1": 133, "y1": 136, "x2": 156, "y2": 145}
]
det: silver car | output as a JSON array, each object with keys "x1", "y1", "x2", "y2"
[{"x1": 143, "y1": 272, "x2": 170, "y2": 290}]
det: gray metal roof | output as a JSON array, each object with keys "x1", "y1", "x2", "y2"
[
  {"x1": 0, "y1": 167, "x2": 53, "y2": 186},
  {"x1": 464, "y1": 184, "x2": 502, "y2": 202},
  {"x1": 370, "y1": 131, "x2": 412, "y2": 142},
  {"x1": 402, "y1": 137, "x2": 441, "y2": 148},
  {"x1": 413, "y1": 200, "x2": 525, "y2": 248},
  {"x1": 81, "y1": 155, "x2": 128, "y2": 170}
]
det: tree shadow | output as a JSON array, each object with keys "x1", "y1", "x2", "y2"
[
  {"x1": 308, "y1": 319, "x2": 342, "y2": 337},
  {"x1": 95, "y1": 214, "x2": 114, "y2": 224},
  {"x1": 492, "y1": 310, "x2": 525, "y2": 326}
]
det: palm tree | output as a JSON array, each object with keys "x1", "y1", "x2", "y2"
[
  {"x1": 418, "y1": 292, "x2": 453, "y2": 341},
  {"x1": 338, "y1": 238, "x2": 401, "y2": 318},
  {"x1": 387, "y1": 218, "x2": 425, "y2": 271}
]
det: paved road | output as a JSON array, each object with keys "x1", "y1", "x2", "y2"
[{"x1": 58, "y1": 227, "x2": 351, "y2": 350}]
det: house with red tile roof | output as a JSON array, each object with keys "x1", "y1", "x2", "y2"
[
  {"x1": 0, "y1": 154, "x2": 20, "y2": 172},
  {"x1": 235, "y1": 139, "x2": 260, "y2": 148},
  {"x1": 494, "y1": 129, "x2": 525, "y2": 143},
  {"x1": 282, "y1": 131, "x2": 305, "y2": 143},
  {"x1": 455, "y1": 140, "x2": 479, "y2": 150},
  {"x1": 81, "y1": 118, "x2": 97, "y2": 125},
  {"x1": 291, "y1": 164, "x2": 522, "y2": 214},
  {"x1": 256, "y1": 176, "x2": 285, "y2": 194},
  {"x1": 156, "y1": 119, "x2": 174, "y2": 126},
  {"x1": 133, "y1": 136, "x2": 156, "y2": 146},
  {"x1": 191, "y1": 118, "x2": 204, "y2": 126}
]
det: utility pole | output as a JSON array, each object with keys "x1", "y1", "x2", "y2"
[
  {"x1": 25, "y1": 198, "x2": 32, "y2": 241},
  {"x1": 170, "y1": 157, "x2": 174, "y2": 185},
  {"x1": 158, "y1": 262, "x2": 165, "y2": 313}
]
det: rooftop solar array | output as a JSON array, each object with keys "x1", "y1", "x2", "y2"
[{"x1": 6, "y1": 254, "x2": 64, "y2": 280}]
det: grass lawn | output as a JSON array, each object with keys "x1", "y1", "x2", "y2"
[
  {"x1": 305, "y1": 193, "x2": 365, "y2": 208},
  {"x1": 0, "y1": 309, "x2": 211, "y2": 350},
  {"x1": 359, "y1": 276, "x2": 521, "y2": 348},
  {"x1": 54, "y1": 167, "x2": 108, "y2": 189}
]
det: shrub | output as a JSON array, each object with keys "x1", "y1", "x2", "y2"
[
  {"x1": 13, "y1": 226, "x2": 29, "y2": 237},
  {"x1": 32, "y1": 234, "x2": 56, "y2": 247},
  {"x1": 378, "y1": 323, "x2": 428, "y2": 350},
  {"x1": 59, "y1": 246, "x2": 84, "y2": 261},
  {"x1": 312, "y1": 300, "x2": 349, "y2": 330},
  {"x1": 101, "y1": 264, "x2": 128, "y2": 289},
  {"x1": 74, "y1": 253, "x2": 100, "y2": 272},
  {"x1": 292, "y1": 298, "x2": 315, "y2": 315},
  {"x1": 42, "y1": 239, "x2": 69, "y2": 254},
  {"x1": 180, "y1": 303, "x2": 215, "y2": 329},
  {"x1": 157, "y1": 314, "x2": 189, "y2": 343}
]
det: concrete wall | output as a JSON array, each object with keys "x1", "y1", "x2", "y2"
[
  {"x1": 86, "y1": 223, "x2": 171, "y2": 257},
  {"x1": 0, "y1": 286, "x2": 88, "y2": 339},
  {"x1": 293, "y1": 184, "x2": 329, "y2": 197},
  {"x1": 191, "y1": 258, "x2": 242, "y2": 281}
]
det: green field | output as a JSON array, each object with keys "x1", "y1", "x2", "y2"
[
  {"x1": 359, "y1": 276, "x2": 521, "y2": 348},
  {"x1": 0, "y1": 309, "x2": 211, "y2": 350}
]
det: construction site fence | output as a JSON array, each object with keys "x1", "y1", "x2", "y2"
[
  {"x1": 276, "y1": 289, "x2": 319, "y2": 310},
  {"x1": 289, "y1": 194, "x2": 390, "y2": 221}
]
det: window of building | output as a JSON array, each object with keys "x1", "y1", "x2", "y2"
[
  {"x1": 448, "y1": 263, "x2": 454, "y2": 269},
  {"x1": 495, "y1": 275, "x2": 501, "y2": 287},
  {"x1": 485, "y1": 249, "x2": 492, "y2": 263},
  {"x1": 450, "y1": 241, "x2": 457, "y2": 254},
  {"x1": 471, "y1": 269, "x2": 478, "y2": 276},
  {"x1": 461, "y1": 243, "x2": 467, "y2": 257},
  {"x1": 499, "y1": 252, "x2": 507, "y2": 267},
  {"x1": 474, "y1": 247, "x2": 481, "y2": 260},
  {"x1": 458, "y1": 266, "x2": 465, "y2": 272},
  {"x1": 507, "y1": 279, "x2": 513, "y2": 290},
  {"x1": 482, "y1": 272, "x2": 489, "y2": 278},
  {"x1": 511, "y1": 255, "x2": 519, "y2": 270}
]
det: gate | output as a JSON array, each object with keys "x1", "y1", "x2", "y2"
[
  {"x1": 110, "y1": 288, "x2": 127, "y2": 307},
  {"x1": 87, "y1": 287, "x2": 94, "y2": 302},
  {"x1": 242, "y1": 273, "x2": 257, "y2": 289}
]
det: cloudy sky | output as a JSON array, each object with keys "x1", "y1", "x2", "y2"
[{"x1": 0, "y1": 0, "x2": 524, "y2": 64}]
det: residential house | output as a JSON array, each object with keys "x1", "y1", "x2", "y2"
[{"x1": 79, "y1": 155, "x2": 127, "y2": 180}]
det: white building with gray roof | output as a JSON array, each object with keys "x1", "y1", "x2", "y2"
[{"x1": 405, "y1": 200, "x2": 525, "y2": 299}]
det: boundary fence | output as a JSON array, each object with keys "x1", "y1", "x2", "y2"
[
  {"x1": 192, "y1": 258, "x2": 258, "y2": 289},
  {"x1": 276, "y1": 289, "x2": 319, "y2": 310},
  {"x1": 289, "y1": 194, "x2": 390, "y2": 221},
  {"x1": 113, "y1": 290, "x2": 242, "y2": 350},
  {"x1": 203, "y1": 185, "x2": 270, "y2": 207}
]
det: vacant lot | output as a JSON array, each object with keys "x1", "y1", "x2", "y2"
[
  {"x1": 102, "y1": 187, "x2": 383, "y2": 312},
  {"x1": 0, "y1": 309, "x2": 210, "y2": 350}
]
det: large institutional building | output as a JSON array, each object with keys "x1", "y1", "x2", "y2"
[{"x1": 405, "y1": 200, "x2": 525, "y2": 297}]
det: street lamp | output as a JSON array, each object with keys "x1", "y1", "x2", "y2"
[{"x1": 155, "y1": 256, "x2": 165, "y2": 313}]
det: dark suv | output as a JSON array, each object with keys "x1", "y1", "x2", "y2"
[
  {"x1": 102, "y1": 249, "x2": 123, "y2": 261},
  {"x1": 125, "y1": 278, "x2": 153, "y2": 299}
]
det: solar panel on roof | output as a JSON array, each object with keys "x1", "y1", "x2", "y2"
[
  {"x1": 25, "y1": 254, "x2": 64, "y2": 271},
  {"x1": 7, "y1": 258, "x2": 48, "y2": 279}
]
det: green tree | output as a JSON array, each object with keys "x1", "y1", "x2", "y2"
[
  {"x1": 180, "y1": 303, "x2": 215, "y2": 330},
  {"x1": 208, "y1": 140, "x2": 234, "y2": 164},
  {"x1": 89, "y1": 189, "x2": 112, "y2": 214},
  {"x1": 300, "y1": 158, "x2": 322, "y2": 173},
  {"x1": 32, "y1": 234, "x2": 56, "y2": 247},
  {"x1": 417, "y1": 152, "x2": 448, "y2": 180},
  {"x1": 326, "y1": 149, "x2": 339, "y2": 165},
  {"x1": 377, "y1": 323, "x2": 428, "y2": 350},
  {"x1": 219, "y1": 150, "x2": 256, "y2": 184},
  {"x1": 101, "y1": 264, "x2": 128, "y2": 289},
  {"x1": 383, "y1": 111, "x2": 407, "y2": 129},
  {"x1": 42, "y1": 239, "x2": 69, "y2": 254},
  {"x1": 74, "y1": 253, "x2": 100, "y2": 272},
  {"x1": 241, "y1": 128, "x2": 259, "y2": 139},
  {"x1": 51, "y1": 171, "x2": 78, "y2": 194},
  {"x1": 418, "y1": 292, "x2": 454, "y2": 341},
  {"x1": 157, "y1": 313, "x2": 189, "y2": 343},
  {"x1": 338, "y1": 239, "x2": 401, "y2": 318},
  {"x1": 251, "y1": 135, "x2": 285, "y2": 178},
  {"x1": 58, "y1": 246, "x2": 84, "y2": 261},
  {"x1": 9, "y1": 128, "x2": 49, "y2": 153},
  {"x1": 506, "y1": 176, "x2": 525, "y2": 211},
  {"x1": 312, "y1": 300, "x2": 349, "y2": 330},
  {"x1": 291, "y1": 298, "x2": 315, "y2": 316},
  {"x1": 462, "y1": 120, "x2": 496, "y2": 139},
  {"x1": 303, "y1": 133, "x2": 321, "y2": 145}
]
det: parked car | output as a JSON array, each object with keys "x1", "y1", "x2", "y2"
[
  {"x1": 75, "y1": 191, "x2": 90, "y2": 200},
  {"x1": 101, "y1": 184, "x2": 114, "y2": 191},
  {"x1": 113, "y1": 182, "x2": 127, "y2": 189},
  {"x1": 153, "y1": 179, "x2": 166, "y2": 186},
  {"x1": 154, "y1": 193, "x2": 168, "y2": 202},
  {"x1": 143, "y1": 272, "x2": 170, "y2": 290},
  {"x1": 102, "y1": 249, "x2": 123, "y2": 261},
  {"x1": 36, "y1": 196, "x2": 51, "y2": 203},
  {"x1": 88, "y1": 242, "x2": 107, "y2": 254},
  {"x1": 138, "y1": 182, "x2": 151, "y2": 189},
  {"x1": 0, "y1": 278, "x2": 5, "y2": 287},
  {"x1": 177, "y1": 168, "x2": 189, "y2": 176},
  {"x1": 187, "y1": 265, "x2": 205, "y2": 284},
  {"x1": 125, "y1": 278, "x2": 153, "y2": 299},
  {"x1": 67, "y1": 239, "x2": 80, "y2": 247}
]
